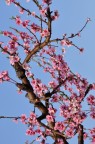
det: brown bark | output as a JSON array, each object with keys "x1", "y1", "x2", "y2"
[{"x1": 78, "y1": 124, "x2": 84, "y2": 144}]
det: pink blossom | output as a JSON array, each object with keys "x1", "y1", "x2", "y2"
[
  {"x1": 26, "y1": 71, "x2": 33, "y2": 78},
  {"x1": 8, "y1": 40, "x2": 18, "y2": 54},
  {"x1": 0, "y1": 71, "x2": 10, "y2": 82},
  {"x1": 31, "y1": 23, "x2": 41, "y2": 33},
  {"x1": 46, "y1": 115, "x2": 54, "y2": 122},
  {"x1": 48, "y1": 80, "x2": 58, "y2": 89},
  {"x1": 22, "y1": 63, "x2": 31, "y2": 71},
  {"x1": 40, "y1": 9, "x2": 47, "y2": 17},
  {"x1": 45, "y1": 129, "x2": 51, "y2": 135},
  {"x1": 35, "y1": 128, "x2": 42, "y2": 134},
  {"x1": 51, "y1": 94, "x2": 60, "y2": 102},
  {"x1": 26, "y1": 129, "x2": 32, "y2": 135},
  {"x1": 30, "y1": 112, "x2": 36, "y2": 119},
  {"x1": 86, "y1": 18, "x2": 91, "y2": 22},
  {"x1": 60, "y1": 39, "x2": 72, "y2": 47},
  {"x1": 91, "y1": 83, "x2": 95, "y2": 90},
  {"x1": 90, "y1": 128, "x2": 95, "y2": 135},
  {"x1": 48, "y1": 107, "x2": 57, "y2": 115},
  {"x1": 3, "y1": 31, "x2": 9, "y2": 36},
  {"x1": 12, "y1": 36, "x2": 18, "y2": 41},
  {"x1": 62, "y1": 48, "x2": 66, "y2": 53},
  {"x1": 77, "y1": 32, "x2": 81, "y2": 37},
  {"x1": 26, "y1": 128, "x2": 35, "y2": 136},
  {"x1": 23, "y1": 42, "x2": 30, "y2": 49},
  {"x1": 87, "y1": 95, "x2": 95, "y2": 105},
  {"x1": 15, "y1": 16, "x2": 22, "y2": 25},
  {"x1": 5, "y1": 0, "x2": 15, "y2": 5},
  {"x1": 22, "y1": 20, "x2": 30, "y2": 27},
  {"x1": 9, "y1": 55, "x2": 20, "y2": 65},
  {"x1": 91, "y1": 135, "x2": 95, "y2": 143},
  {"x1": 51, "y1": 10, "x2": 59, "y2": 20},
  {"x1": 60, "y1": 105, "x2": 70, "y2": 118},
  {"x1": 17, "y1": 89, "x2": 22, "y2": 94},
  {"x1": 21, "y1": 114, "x2": 27, "y2": 123},
  {"x1": 57, "y1": 138, "x2": 64, "y2": 144},
  {"x1": 90, "y1": 112, "x2": 95, "y2": 119},
  {"x1": 72, "y1": 112, "x2": 86, "y2": 124},
  {"x1": 0, "y1": 72, "x2": 3, "y2": 82},
  {"x1": 28, "y1": 112, "x2": 38, "y2": 126},
  {"x1": 60, "y1": 40, "x2": 68, "y2": 46},
  {"x1": 54, "y1": 122, "x2": 65, "y2": 132},
  {"x1": 31, "y1": 78, "x2": 48, "y2": 97},
  {"x1": 41, "y1": 29, "x2": 50, "y2": 37},
  {"x1": 66, "y1": 129, "x2": 74, "y2": 137},
  {"x1": 83, "y1": 132, "x2": 88, "y2": 140},
  {"x1": 42, "y1": 0, "x2": 52, "y2": 4},
  {"x1": 44, "y1": 67, "x2": 55, "y2": 77},
  {"x1": 36, "y1": 137, "x2": 41, "y2": 141},
  {"x1": 19, "y1": 9, "x2": 24, "y2": 14},
  {"x1": 44, "y1": 46, "x2": 56, "y2": 55},
  {"x1": 31, "y1": 12, "x2": 35, "y2": 17}
]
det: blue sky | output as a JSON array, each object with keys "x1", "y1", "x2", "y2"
[{"x1": 0, "y1": 0, "x2": 95, "y2": 144}]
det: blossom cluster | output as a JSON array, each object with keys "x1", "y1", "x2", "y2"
[
  {"x1": 0, "y1": 71, "x2": 10, "y2": 83},
  {"x1": 1, "y1": 0, "x2": 95, "y2": 144},
  {"x1": 31, "y1": 78, "x2": 48, "y2": 97},
  {"x1": 6, "y1": 0, "x2": 15, "y2": 5},
  {"x1": 89, "y1": 128, "x2": 95, "y2": 143}
]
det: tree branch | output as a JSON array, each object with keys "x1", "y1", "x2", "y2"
[
  {"x1": 78, "y1": 124, "x2": 84, "y2": 144},
  {"x1": 14, "y1": 62, "x2": 48, "y2": 117},
  {"x1": 23, "y1": 7, "x2": 52, "y2": 64}
]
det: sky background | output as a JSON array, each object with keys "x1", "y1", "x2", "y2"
[{"x1": 0, "y1": 0, "x2": 95, "y2": 144}]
